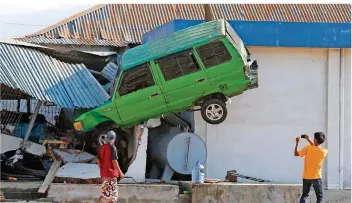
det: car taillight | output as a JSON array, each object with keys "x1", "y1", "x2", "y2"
[
  {"x1": 243, "y1": 65, "x2": 248, "y2": 77},
  {"x1": 73, "y1": 121, "x2": 83, "y2": 131}
]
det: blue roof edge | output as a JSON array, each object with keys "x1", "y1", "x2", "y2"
[{"x1": 143, "y1": 19, "x2": 351, "y2": 48}]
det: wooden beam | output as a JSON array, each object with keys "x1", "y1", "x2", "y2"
[
  {"x1": 203, "y1": 4, "x2": 213, "y2": 22},
  {"x1": 38, "y1": 160, "x2": 62, "y2": 194},
  {"x1": 21, "y1": 100, "x2": 42, "y2": 150}
]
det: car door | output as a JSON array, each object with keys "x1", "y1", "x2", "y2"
[
  {"x1": 113, "y1": 62, "x2": 168, "y2": 126},
  {"x1": 154, "y1": 49, "x2": 212, "y2": 112}
]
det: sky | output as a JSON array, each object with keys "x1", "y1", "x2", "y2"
[
  {"x1": 0, "y1": 1, "x2": 96, "y2": 38},
  {"x1": 0, "y1": 0, "x2": 345, "y2": 38}
]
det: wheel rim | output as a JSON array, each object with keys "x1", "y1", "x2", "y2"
[
  {"x1": 97, "y1": 134, "x2": 107, "y2": 146},
  {"x1": 205, "y1": 104, "x2": 223, "y2": 121}
]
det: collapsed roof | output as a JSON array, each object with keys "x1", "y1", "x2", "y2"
[{"x1": 0, "y1": 39, "x2": 111, "y2": 108}]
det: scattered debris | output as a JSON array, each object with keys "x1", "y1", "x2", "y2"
[
  {"x1": 54, "y1": 162, "x2": 101, "y2": 184},
  {"x1": 0, "y1": 190, "x2": 5, "y2": 201},
  {"x1": 52, "y1": 149, "x2": 95, "y2": 163},
  {"x1": 42, "y1": 139, "x2": 68, "y2": 149},
  {"x1": 8, "y1": 177, "x2": 17, "y2": 181},
  {"x1": 146, "y1": 118, "x2": 161, "y2": 128},
  {"x1": 1, "y1": 134, "x2": 46, "y2": 156},
  {"x1": 46, "y1": 147, "x2": 57, "y2": 161},
  {"x1": 183, "y1": 190, "x2": 191, "y2": 195},
  {"x1": 204, "y1": 178, "x2": 221, "y2": 183},
  {"x1": 226, "y1": 170, "x2": 238, "y2": 182},
  {"x1": 226, "y1": 170, "x2": 271, "y2": 183},
  {"x1": 1, "y1": 149, "x2": 53, "y2": 181}
]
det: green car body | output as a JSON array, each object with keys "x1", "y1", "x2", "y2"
[{"x1": 74, "y1": 19, "x2": 258, "y2": 132}]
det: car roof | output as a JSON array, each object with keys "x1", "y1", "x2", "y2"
[{"x1": 120, "y1": 19, "x2": 227, "y2": 70}]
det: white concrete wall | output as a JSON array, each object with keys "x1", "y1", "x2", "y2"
[
  {"x1": 325, "y1": 48, "x2": 351, "y2": 189},
  {"x1": 326, "y1": 48, "x2": 341, "y2": 189},
  {"x1": 194, "y1": 47, "x2": 351, "y2": 188}
]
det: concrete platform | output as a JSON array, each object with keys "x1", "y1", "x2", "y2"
[
  {"x1": 1, "y1": 181, "x2": 350, "y2": 203},
  {"x1": 47, "y1": 183, "x2": 186, "y2": 203},
  {"x1": 190, "y1": 183, "x2": 351, "y2": 203}
]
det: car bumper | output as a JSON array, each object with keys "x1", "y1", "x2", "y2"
[{"x1": 246, "y1": 60, "x2": 258, "y2": 89}]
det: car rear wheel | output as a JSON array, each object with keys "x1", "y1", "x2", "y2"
[{"x1": 201, "y1": 98, "x2": 227, "y2": 125}]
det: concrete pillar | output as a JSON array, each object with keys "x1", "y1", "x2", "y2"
[
  {"x1": 326, "y1": 49, "x2": 341, "y2": 189},
  {"x1": 343, "y1": 48, "x2": 351, "y2": 189}
]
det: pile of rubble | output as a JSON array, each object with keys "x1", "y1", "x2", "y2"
[
  {"x1": 0, "y1": 131, "x2": 102, "y2": 193},
  {"x1": 1, "y1": 149, "x2": 52, "y2": 181}
]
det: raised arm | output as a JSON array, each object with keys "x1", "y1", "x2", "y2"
[
  {"x1": 294, "y1": 137, "x2": 300, "y2": 156},
  {"x1": 294, "y1": 137, "x2": 309, "y2": 158}
]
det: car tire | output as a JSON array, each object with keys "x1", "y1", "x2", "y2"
[
  {"x1": 201, "y1": 98, "x2": 227, "y2": 125},
  {"x1": 84, "y1": 129, "x2": 111, "y2": 154},
  {"x1": 93, "y1": 128, "x2": 121, "y2": 147}
]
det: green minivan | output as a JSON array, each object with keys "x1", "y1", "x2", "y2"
[{"x1": 74, "y1": 19, "x2": 258, "y2": 133}]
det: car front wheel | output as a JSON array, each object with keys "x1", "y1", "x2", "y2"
[
  {"x1": 201, "y1": 98, "x2": 227, "y2": 125},
  {"x1": 85, "y1": 129, "x2": 113, "y2": 154}
]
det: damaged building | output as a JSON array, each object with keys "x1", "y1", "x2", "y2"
[{"x1": 0, "y1": 38, "x2": 114, "y2": 179}]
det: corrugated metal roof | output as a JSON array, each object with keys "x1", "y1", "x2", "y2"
[
  {"x1": 0, "y1": 40, "x2": 110, "y2": 108},
  {"x1": 0, "y1": 38, "x2": 115, "y2": 73},
  {"x1": 17, "y1": 36, "x2": 127, "y2": 47},
  {"x1": 101, "y1": 62, "x2": 119, "y2": 81},
  {"x1": 21, "y1": 4, "x2": 351, "y2": 47},
  {"x1": 0, "y1": 38, "x2": 45, "y2": 48},
  {"x1": 121, "y1": 20, "x2": 225, "y2": 69}
]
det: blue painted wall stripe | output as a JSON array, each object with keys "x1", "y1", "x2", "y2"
[{"x1": 142, "y1": 19, "x2": 351, "y2": 48}]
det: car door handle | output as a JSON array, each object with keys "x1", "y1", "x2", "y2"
[
  {"x1": 150, "y1": 92, "x2": 159, "y2": 98},
  {"x1": 197, "y1": 78, "x2": 206, "y2": 83}
]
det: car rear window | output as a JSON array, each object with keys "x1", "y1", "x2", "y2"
[{"x1": 196, "y1": 40, "x2": 232, "y2": 68}]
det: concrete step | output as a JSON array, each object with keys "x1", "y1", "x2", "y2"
[
  {"x1": 0, "y1": 181, "x2": 44, "y2": 201},
  {"x1": 48, "y1": 183, "x2": 181, "y2": 203},
  {"x1": 2, "y1": 199, "x2": 52, "y2": 203},
  {"x1": 1, "y1": 192, "x2": 44, "y2": 200}
]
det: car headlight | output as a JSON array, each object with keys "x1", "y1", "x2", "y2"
[{"x1": 73, "y1": 121, "x2": 83, "y2": 131}]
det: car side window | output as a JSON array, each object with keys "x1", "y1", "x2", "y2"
[
  {"x1": 196, "y1": 40, "x2": 232, "y2": 68},
  {"x1": 118, "y1": 63, "x2": 155, "y2": 96},
  {"x1": 156, "y1": 49, "x2": 201, "y2": 81}
]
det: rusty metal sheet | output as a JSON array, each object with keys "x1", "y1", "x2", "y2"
[
  {"x1": 20, "y1": 4, "x2": 351, "y2": 46},
  {"x1": 0, "y1": 39, "x2": 110, "y2": 108}
]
